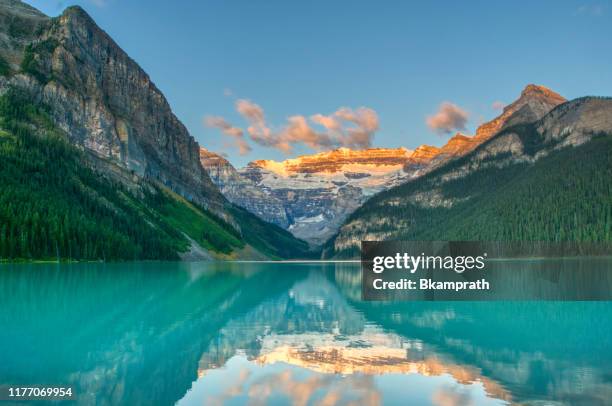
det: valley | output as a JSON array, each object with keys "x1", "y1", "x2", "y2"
[
  {"x1": 201, "y1": 85, "x2": 586, "y2": 248},
  {"x1": 0, "y1": 0, "x2": 610, "y2": 261},
  {"x1": 0, "y1": 0, "x2": 311, "y2": 261}
]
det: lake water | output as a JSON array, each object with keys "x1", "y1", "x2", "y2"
[{"x1": 0, "y1": 262, "x2": 610, "y2": 405}]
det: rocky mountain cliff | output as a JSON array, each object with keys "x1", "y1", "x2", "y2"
[
  {"x1": 411, "y1": 84, "x2": 567, "y2": 175},
  {"x1": 0, "y1": 0, "x2": 312, "y2": 260},
  {"x1": 0, "y1": 0, "x2": 46, "y2": 66},
  {"x1": 199, "y1": 148, "x2": 290, "y2": 227},
  {"x1": 475, "y1": 84, "x2": 566, "y2": 141},
  {"x1": 328, "y1": 93, "x2": 612, "y2": 257},
  {"x1": 0, "y1": 0, "x2": 225, "y2": 213}
]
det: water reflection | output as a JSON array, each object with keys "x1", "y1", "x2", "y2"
[{"x1": 0, "y1": 261, "x2": 610, "y2": 405}]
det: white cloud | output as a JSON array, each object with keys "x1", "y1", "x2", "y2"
[
  {"x1": 204, "y1": 115, "x2": 251, "y2": 155},
  {"x1": 426, "y1": 102, "x2": 469, "y2": 135}
]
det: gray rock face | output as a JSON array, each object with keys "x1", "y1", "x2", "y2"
[
  {"x1": 260, "y1": 184, "x2": 364, "y2": 246},
  {"x1": 236, "y1": 148, "x2": 413, "y2": 245},
  {"x1": 0, "y1": 0, "x2": 46, "y2": 69},
  {"x1": 199, "y1": 148, "x2": 290, "y2": 228},
  {"x1": 537, "y1": 97, "x2": 612, "y2": 147},
  {"x1": 474, "y1": 84, "x2": 567, "y2": 141},
  {"x1": 201, "y1": 148, "x2": 370, "y2": 245},
  {"x1": 201, "y1": 147, "x2": 414, "y2": 245},
  {"x1": 0, "y1": 3, "x2": 225, "y2": 214}
]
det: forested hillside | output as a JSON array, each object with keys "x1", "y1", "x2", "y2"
[
  {"x1": 0, "y1": 89, "x2": 311, "y2": 261},
  {"x1": 328, "y1": 119, "x2": 612, "y2": 258}
]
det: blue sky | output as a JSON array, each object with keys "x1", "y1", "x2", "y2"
[{"x1": 27, "y1": 0, "x2": 612, "y2": 167}]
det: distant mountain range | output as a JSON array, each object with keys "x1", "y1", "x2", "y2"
[
  {"x1": 0, "y1": 0, "x2": 609, "y2": 261},
  {"x1": 201, "y1": 147, "x2": 413, "y2": 244},
  {"x1": 201, "y1": 84, "x2": 575, "y2": 245}
]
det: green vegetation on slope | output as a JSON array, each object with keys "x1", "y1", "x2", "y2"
[
  {"x1": 332, "y1": 132, "x2": 612, "y2": 258},
  {"x1": 0, "y1": 87, "x2": 313, "y2": 261},
  {"x1": 229, "y1": 205, "x2": 312, "y2": 259},
  {"x1": 0, "y1": 88, "x2": 248, "y2": 260},
  {"x1": 20, "y1": 39, "x2": 59, "y2": 84},
  {"x1": 0, "y1": 55, "x2": 10, "y2": 77},
  {"x1": 141, "y1": 187, "x2": 244, "y2": 255},
  {"x1": 0, "y1": 89, "x2": 177, "y2": 260}
]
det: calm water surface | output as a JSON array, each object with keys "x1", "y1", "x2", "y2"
[{"x1": 0, "y1": 262, "x2": 610, "y2": 405}]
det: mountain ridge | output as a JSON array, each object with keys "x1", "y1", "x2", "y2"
[
  {"x1": 248, "y1": 147, "x2": 413, "y2": 174},
  {"x1": 0, "y1": 1, "x2": 312, "y2": 260},
  {"x1": 201, "y1": 84, "x2": 568, "y2": 245},
  {"x1": 202, "y1": 147, "x2": 416, "y2": 244},
  {"x1": 327, "y1": 95, "x2": 612, "y2": 257}
]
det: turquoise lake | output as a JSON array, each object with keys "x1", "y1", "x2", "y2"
[{"x1": 0, "y1": 262, "x2": 610, "y2": 405}]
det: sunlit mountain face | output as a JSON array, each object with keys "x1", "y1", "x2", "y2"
[
  {"x1": 248, "y1": 147, "x2": 414, "y2": 175},
  {"x1": 201, "y1": 147, "x2": 416, "y2": 244}
]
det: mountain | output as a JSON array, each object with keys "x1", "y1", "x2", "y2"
[
  {"x1": 402, "y1": 144, "x2": 441, "y2": 172},
  {"x1": 199, "y1": 148, "x2": 290, "y2": 228},
  {"x1": 201, "y1": 85, "x2": 567, "y2": 246},
  {"x1": 474, "y1": 84, "x2": 566, "y2": 141},
  {"x1": 201, "y1": 147, "x2": 414, "y2": 245},
  {"x1": 242, "y1": 147, "x2": 416, "y2": 245},
  {"x1": 327, "y1": 91, "x2": 612, "y2": 258},
  {"x1": 0, "y1": 0, "x2": 311, "y2": 260},
  {"x1": 410, "y1": 84, "x2": 567, "y2": 175},
  {"x1": 2, "y1": 2, "x2": 227, "y2": 212}
]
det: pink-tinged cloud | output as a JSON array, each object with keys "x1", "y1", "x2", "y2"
[
  {"x1": 335, "y1": 107, "x2": 379, "y2": 133},
  {"x1": 205, "y1": 116, "x2": 243, "y2": 137},
  {"x1": 492, "y1": 101, "x2": 505, "y2": 111},
  {"x1": 309, "y1": 107, "x2": 379, "y2": 150},
  {"x1": 311, "y1": 113, "x2": 342, "y2": 132},
  {"x1": 204, "y1": 115, "x2": 251, "y2": 155},
  {"x1": 334, "y1": 107, "x2": 379, "y2": 148},
  {"x1": 230, "y1": 100, "x2": 379, "y2": 154},
  {"x1": 426, "y1": 102, "x2": 469, "y2": 135},
  {"x1": 236, "y1": 99, "x2": 265, "y2": 125},
  {"x1": 276, "y1": 115, "x2": 334, "y2": 153},
  {"x1": 235, "y1": 99, "x2": 277, "y2": 147}
]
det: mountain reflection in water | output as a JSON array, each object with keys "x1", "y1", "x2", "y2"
[{"x1": 0, "y1": 261, "x2": 610, "y2": 405}]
